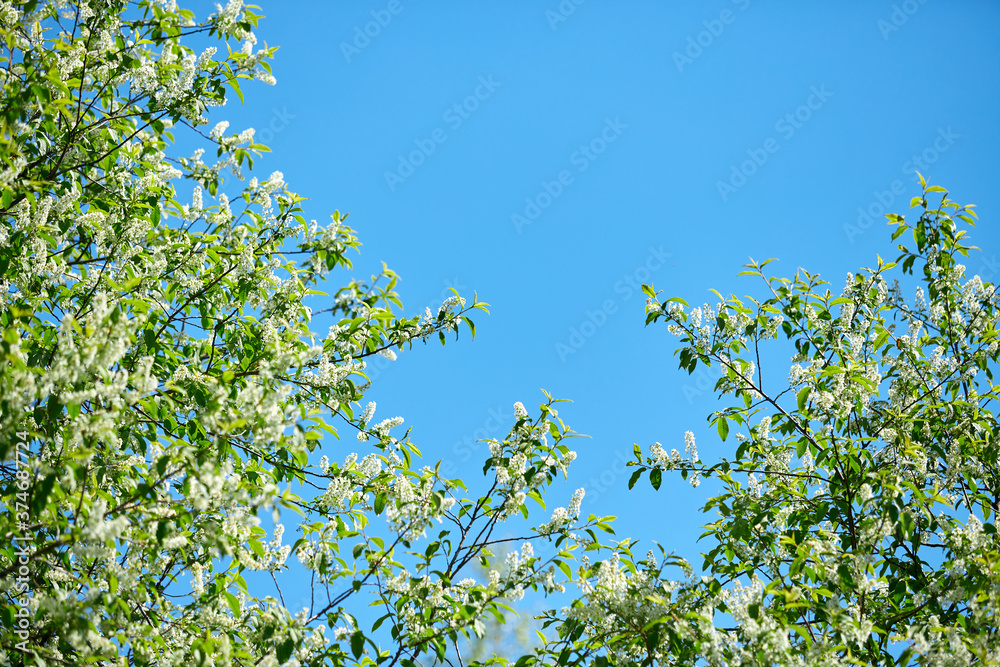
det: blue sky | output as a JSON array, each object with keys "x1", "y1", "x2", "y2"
[{"x1": 213, "y1": 0, "x2": 1000, "y2": 615}]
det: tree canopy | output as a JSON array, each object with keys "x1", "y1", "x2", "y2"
[
  {"x1": 0, "y1": 1, "x2": 614, "y2": 664},
  {"x1": 541, "y1": 180, "x2": 999, "y2": 665},
  {"x1": 1, "y1": 2, "x2": 998, "y2": 667}
]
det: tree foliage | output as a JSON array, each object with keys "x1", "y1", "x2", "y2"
[
  {"x1": 2, "y1": 2, "x2": 998, "y2": 667},
  {"x1": 0, "y1": 2, "x2": 614, "y2": 665},
  {"x1": 531, "y1": 182, "x2": 1000, "y2": 666}
]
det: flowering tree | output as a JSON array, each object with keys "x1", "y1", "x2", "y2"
[
  {"x1": 5, "y1": 2, "x2": 997, "y2": 666},
  {"x1": 0, "y1": 2, "x2": 616, "y2": 664},
  {"x1": 530, "y1": 181, "x2": 999, "y2": 665}
]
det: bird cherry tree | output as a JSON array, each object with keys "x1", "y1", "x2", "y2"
[
  {"x1": 528, "y1": 181, "x2": 999, "y2": 666},
  {"x1": 0, "y1": 1, "x2": 616, "y2": 664}
]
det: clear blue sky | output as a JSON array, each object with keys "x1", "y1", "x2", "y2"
[{"x1": 215, "y1": 0, "x2": 1000, "y2": 611}]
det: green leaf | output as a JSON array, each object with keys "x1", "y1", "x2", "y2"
[
  {"x1": 650, "y1": 468, "x2": 662, "y2": 491},
  {"x1": 372, "y1": 613, "x2": 391, "y2": 631},
  {"x1": 225, "y1": 592, "x2": 241, "y2": 618},
  {"x1": 156, "y1": 520, "x2": 168, "y2": 547},
  {"x1": 30, "y1": 473, "x2": 56, "y2": 516},
  {"x1": 717, "y1": 418, "x2": 729, "y2": 442},
  {"x1": 248, "y1": 539, "x2": 264, "y2": 558},
  {"x1": 796, "y1": 387, "x2": 811, "y2": 412},
  {"x1": 351, "y1": 631, "x2": 365, "y2": 659},
  {"x1": 276, "y1": 638, "x2": 294, "y2": 663}
]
